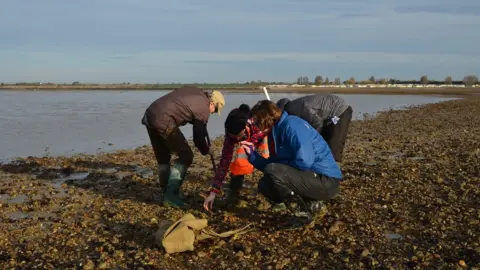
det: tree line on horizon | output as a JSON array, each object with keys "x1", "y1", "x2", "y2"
[
  {"x1": 2, "y1": 74, "x2": 478, "y2": 88},
  {"x1": 296, "y1": 75, "x2": 479, "y2": 87}
]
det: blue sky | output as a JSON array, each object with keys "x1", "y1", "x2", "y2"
[{"x1": 1, "y1": 0, "x2": 479, "y2": 83}]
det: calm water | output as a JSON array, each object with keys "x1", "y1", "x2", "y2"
[{"x1": 0, "y1": 90, "x2": 458, "y2": 160}]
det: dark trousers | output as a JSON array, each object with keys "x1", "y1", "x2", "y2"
[
  {"x1": 229, "y1": 175, "x2": 245, "y2": 194},
  {"x1": 258, "y1": 163, "x2": 340, "y2": 204},
  {"x1": 321, "y1": 106, "x2": 353, "y2": 162},
  {"x1": 146, "y1": 127, "x2": 194, "y2": 168}
]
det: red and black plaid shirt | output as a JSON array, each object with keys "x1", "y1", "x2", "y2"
[{"x1": 211, "y1": 118, "x2": 266, "y2": 190}]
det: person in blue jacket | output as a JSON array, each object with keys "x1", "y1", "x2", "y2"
[{"x1": 240, "y1": 100, "x2": 342, "y2": 226}]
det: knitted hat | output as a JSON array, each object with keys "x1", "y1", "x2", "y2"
[{"x1": 225, "y1": 105, "x2": 250, "y2": 135}]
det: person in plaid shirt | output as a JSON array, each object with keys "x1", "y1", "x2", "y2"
[{"x1": 203, "y1": 104, "x2": 269, "y2": 211}]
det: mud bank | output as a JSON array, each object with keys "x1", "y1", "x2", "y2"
[{"x1": 1, "y1": 98, "x2": 479, "y2": 269}]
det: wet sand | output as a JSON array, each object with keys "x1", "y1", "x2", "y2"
[{"x1": 1, "y1": 98, "x2": 479, "y2": 269}]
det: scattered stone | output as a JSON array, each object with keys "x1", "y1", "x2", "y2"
[
  {"x1": 103, "y1": 168, "x2": 118, "y2": 174},
  {"x1": 385, "y1": 233, "x2": 402, "y2": 240},
  {"x1": 328, "y1": 221, "x2": 344, "y2": 234},
  {"x1": 360, "y1": 249, "x2": 370, "y2": 257},
  {"x1": 0, "y1": 97, "x2": 479, "y2": 269}
]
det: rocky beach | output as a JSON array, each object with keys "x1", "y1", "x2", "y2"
[{"x1": 0, "y1": 97, "x2": 479, "y2": 269}]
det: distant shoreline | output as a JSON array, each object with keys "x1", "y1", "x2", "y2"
[{"x1": 1, "y1": 85, "x2": 479, "y2": 96}]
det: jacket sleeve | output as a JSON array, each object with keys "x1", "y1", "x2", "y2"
[
  {"x1": 247, "y1": 151, "x2": 277, "y2": 172},
  {"x1": 304, "y1": 107, "x2": 324, "y2": 133},
  {"x1": 211, "y1": 136, "x2": 235, "y2": 189},
  {"x1": 192, "y1": 119, "x2": 210, "y2": 155}
]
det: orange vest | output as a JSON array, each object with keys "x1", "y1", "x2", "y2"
[{"x1": 229, "y1": 127, "x2": 269, "y2": 176}]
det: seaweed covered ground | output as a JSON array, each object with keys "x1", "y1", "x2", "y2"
[{"x1": 1, "y1": 98, "x2": 479, "y2": 269}]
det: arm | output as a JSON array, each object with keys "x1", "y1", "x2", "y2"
[
  {"x1": 247, "y1": 138, "x2": 280, "y2": 172},
  {"x1": 192, "y1": 119, "x2": 209, "y2": 155},
  {"x1": 303, "y1": 107, "x2": 324, "y2": 133},
  {"x1": 246, "y1": 151, "x2": 271, "y2": 172},
  {"x1": 211, "y1": 136, "x2": 235, "y2": 190}
]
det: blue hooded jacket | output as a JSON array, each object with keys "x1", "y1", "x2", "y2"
[{"x1": 247, "y1": 111, "x2": 343, "y2": 180}]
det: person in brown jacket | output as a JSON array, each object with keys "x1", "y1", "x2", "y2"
[{"x1": 141, "y1": 86, "x2": 225, "y2": 208}]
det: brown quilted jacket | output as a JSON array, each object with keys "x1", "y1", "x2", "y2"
[{"x1": 141, "y1": 86, "x2": 211, "y2": 154}]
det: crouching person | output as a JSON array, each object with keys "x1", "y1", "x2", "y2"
[
  {"x1": 203, "y1": 104, "x2": 270, "y2": 211},
  {"x1": 241, "y1": 100, "x2": 342, "y2": 227}
]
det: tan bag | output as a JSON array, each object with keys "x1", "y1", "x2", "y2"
[{"x1": 154, "y1": 213, "x2": 253, "y2": 254}]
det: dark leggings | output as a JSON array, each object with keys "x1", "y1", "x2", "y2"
[{"x1": 258, "y1": 163, "x2": 340, "y2": 204}]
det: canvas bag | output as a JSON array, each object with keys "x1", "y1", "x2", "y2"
[{"x1": 155, "y1": 213, "x2": 253, "y2": 254}]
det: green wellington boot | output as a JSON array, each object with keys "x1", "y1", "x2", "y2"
[
  {"x1": 163, "y1": 163, "x2": 189, "y2": 208},
  {"x1": 157, "y1": 164, "x2": 170, "y2": 192}
]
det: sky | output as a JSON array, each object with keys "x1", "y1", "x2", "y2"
[{"x1": 1, "y1": 0, "x2": 479, "y2": 83}]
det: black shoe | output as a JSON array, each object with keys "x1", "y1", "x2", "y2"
[
  {"x1": 280, "y1": 214, "x2": 315, "y2": 231},
  {"x1": 307, "y1": 201, "x2": 327, "y2": 220},
  {"x1": 282, "y1": 194, "x2": 327, "y2": 229}
]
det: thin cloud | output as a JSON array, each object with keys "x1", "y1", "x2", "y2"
[
  {"x1": 394, "y1": 5, "x2": 480, "y2": 16},
  {"x1": 0, "y1": 0, "x2": 479, "y2": 82}
]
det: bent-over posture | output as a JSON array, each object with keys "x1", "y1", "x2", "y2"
[
  {"x1": 276, "y1": 94, "x2": 353, "y2": 164},
  {"x1": 141, "y1": 85, "x2": 225, "y2": 208}
]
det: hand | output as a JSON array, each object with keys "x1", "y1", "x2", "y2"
[
  {"x1": 203, "y1": 192, "x2": 216, "y2": 211},
  {"x1": 240, "y1": 141, "x2": 254, "y2": 155}
]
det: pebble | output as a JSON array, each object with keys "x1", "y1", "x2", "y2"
[
  {"x1": 82, "y1": 260, "x2": 95, "y2": 270},
  {"x1": 360, "y1": 249, "x2": 370, "y2": 257},
  {"x1": 328, "y1": 221, "x2": 344, "y2": 234},
  {"x1": 103, "y1": 168, "x2": 118, "y2": 174}
]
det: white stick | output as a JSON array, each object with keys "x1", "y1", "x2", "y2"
[{"x1": 263, "y1": 87, "x2": 271, "y2": 100}]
